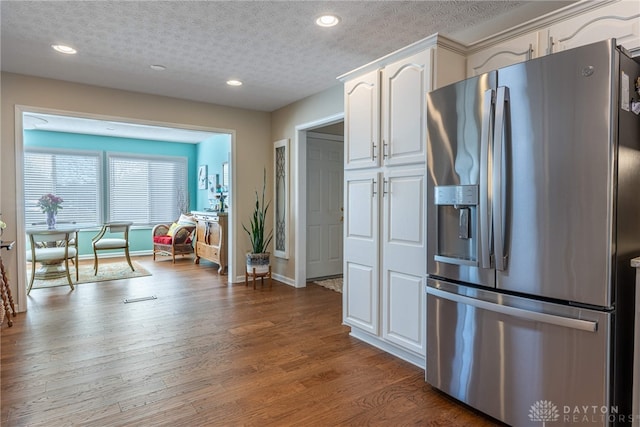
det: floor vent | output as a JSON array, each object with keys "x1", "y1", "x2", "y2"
[{"x1": 123, "y1": 295, "x2": 157, "y2": 304}]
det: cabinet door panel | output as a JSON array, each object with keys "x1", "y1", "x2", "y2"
[
  {"x1": 345, "y1": 262, "x2": 378, "y2": 334},
  {"x1": 383, "y1": 168, "x2": 426, "y2": 274},
  {"x1": 548, "y1": 1, "x2": 640, "y2": 54},
  {"x1": 467, "y1": 32, "x2": 538, "y2": 77},
  {"x1": 345, "y1": 70, "x2": 380, "y2": 169},
  {"x1": 381, "y1": 168, "x2": 426, "y2": 355},
  {"x1": 383, "y1": 271, "x2": 426, "y2": 355},
  {"x1": 344, "y1": 171, "x2": 380, "y2": 334},
  {"x1": 382, "y1": 50, "x2": 430, "y2": 166}
]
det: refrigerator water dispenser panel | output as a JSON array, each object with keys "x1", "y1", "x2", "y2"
[
  {"x1": 434, "y1": 185, "x2": 478, "y2": 206},
  {"x1": 434, "y1": 185, "x2": 479, "y2": 266}
]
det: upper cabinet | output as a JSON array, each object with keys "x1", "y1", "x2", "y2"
[
  {"x1": 467, "y1": 32, "x2": 540, "y2": 76},
  {"x1": 466, "y1": 1, "x2": 640, "y2": 79},
  {"x1": 381, "y1": 50, "x2": 431, "y2": 167},
  {"x1": 546, "y1": 1, "x2": 640, "y2": 54},
  {"x1": 344, "y1": 69, "x2": 380, "y2": 170},
  {"x1": 342, "y1": 36, "x2": 466, "y2": 171}
]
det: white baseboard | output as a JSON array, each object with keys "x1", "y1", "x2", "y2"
[{"x1": 348, "y1": 328, "x2": 425, "y2": 370}]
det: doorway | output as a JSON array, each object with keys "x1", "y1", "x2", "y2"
[
  {"x1": 293, "y1": 113, "x2": 344, "y2": 288},
  {"x1": 15, "y1": 106, "x2": 237, "y2": 308},
  {"x1": 305, "y1": 131, "x2": 344, "y2": 280}
]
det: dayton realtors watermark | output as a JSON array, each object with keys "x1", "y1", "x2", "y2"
[{"x1": 529, "y1": 400, "x2": 638, "y2": 424}]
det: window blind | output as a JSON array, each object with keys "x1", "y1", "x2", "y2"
[
  {"x1": 24, "y1": 150, "x2": 102, "y2": 226},
  {"x1": 107, "y1": 154, "x2": 187, "y2": 225}
]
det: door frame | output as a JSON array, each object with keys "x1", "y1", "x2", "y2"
[
  {"x1": 293, "y1": 113, "x2": 343, "y2": 288},
  {"x1": 14, "y1": 104, "x2": 237, "y2": 310},
  {"x1": 305, "y1": 131, "x2": 344, "y2": 280}
]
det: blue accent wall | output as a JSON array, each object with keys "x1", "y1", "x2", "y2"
[{"x1": 196, "y1": 134, "x2": 231, "y2": 211}]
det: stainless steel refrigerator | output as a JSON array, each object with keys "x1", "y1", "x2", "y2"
[{"x1": 426, "y1": 39, "x2": 640, "y2": 426}]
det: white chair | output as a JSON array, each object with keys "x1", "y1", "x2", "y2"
[
  {"x1": 92, "y1": 222, "x2": 134, "y2": 275},
  {"x1": 26, "y1": 230, "x2": 78, "y2": 294}
]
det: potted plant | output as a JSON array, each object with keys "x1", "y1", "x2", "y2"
[{"x1": 243, "y1": 169, "x2": 273, "y2": 274}]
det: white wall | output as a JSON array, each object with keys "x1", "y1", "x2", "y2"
[{"x1": 270, "y1": 84, "x2": 344, "y2": 283}]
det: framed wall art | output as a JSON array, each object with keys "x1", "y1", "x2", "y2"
[
  {"x1": 198, "y1": 165, "x2": 208, "y2": 190},
  {"x1": 273, "y1": 139, "x2": 289, "y2": 259}
]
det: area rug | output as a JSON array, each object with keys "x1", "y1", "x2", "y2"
[
  {"x1": 29, "y1": 261, "x2": 151, "y2": 290},
  {"x1": 313, "y1": 277, "x2": 343, "y2": 293}
]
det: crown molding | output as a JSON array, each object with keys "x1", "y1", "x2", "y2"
[
  {"x1": 337, "y1": 1, "x2": 624, "y2": 81},
  {"x1": 337, "y1": 34, "x2": 466, "y2": 82},
  {"x1": 465, "y1": 0, "x2": 619, "y2": 54}
]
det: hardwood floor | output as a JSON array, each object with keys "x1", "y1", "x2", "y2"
[{"x1": 1, "y1": 256, "x2": 501, "y2": 426}]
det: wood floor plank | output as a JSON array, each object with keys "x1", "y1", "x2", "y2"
[{"x1": 1, "y1": 256, "x2": 503, "y2": 426}]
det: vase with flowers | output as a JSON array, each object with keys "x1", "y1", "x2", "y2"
[{"x1": 37, "y1": 193, "x2": 64, "y2": 229}]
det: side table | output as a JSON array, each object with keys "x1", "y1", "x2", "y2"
[
  {"x1": 1, "y1": 240, "x2": 17, "y2": 327},
  {"x1": 245, "y1": 266, "x2": 272, "y2": 290}
]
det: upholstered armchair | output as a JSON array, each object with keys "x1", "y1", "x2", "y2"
[{"x1": 152, "y1": 214, "x2": 196, "y2": 263}]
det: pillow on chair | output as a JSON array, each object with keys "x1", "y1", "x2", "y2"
[
  {"x1": 178, "y1": 214, "x2": 196, "y2": 227},
  {"x1": 174, "y1": 227, "x2": 193, "y2": 244},
  {"x1": 153, "y1": 235, "x2": 173, "y2": 244},
  {"x1": 167, "y1": 223, "x2": 180, "y2": 237}
]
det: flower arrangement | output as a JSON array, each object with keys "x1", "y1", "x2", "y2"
[
  {"x1": 37, "y1": 193, "x2": 64, "y2": 214},
  {"x1": 0, "y1": 220, "x2": 6, "y2": 230}
]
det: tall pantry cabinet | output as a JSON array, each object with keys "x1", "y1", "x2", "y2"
[{"x1": 340, "y1": 35, "x2": 465, "y2": 367}]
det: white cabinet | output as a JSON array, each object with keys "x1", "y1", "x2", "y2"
[
  {"x1": 345, "y1": 49, "x2": 435, "y2": 170},
  {"x1": 341, "y1": 37, "x2": 465, "y2": 368},
  {"x1": 381, "y1": 51, "x2": 430, "y2": 166},
  {"x1": 381, "y1": 168, "x2": 426, "y2": 355},
  {"x1": 467, "y1": 32, "x2": 540, "y2": 76},
  {"x1": 467, "y1": 1, "x2": 640, "y2": 79},
  {"x1": 344, "y1": 70, "x2": 380, "y2": 170},
  {"x1": 546, "y1": 1, "x2": 640, "y2": 54},
  {"x1": 343, "y1": 171, "x2": 380, "y2": 335},
  {"x1": 343, "y1": 168, "x2": 427, "y2": 362}
]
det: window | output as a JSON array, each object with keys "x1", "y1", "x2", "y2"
[
  {"x1": 24, "y1": 149, "x2": 187, "y2": 227},
  {"x1": 24, "y1": 149, "x2": 102, "y2": 226},
  {"x1": 107, "y1": 153, "x2": 187, "y2": 224}
]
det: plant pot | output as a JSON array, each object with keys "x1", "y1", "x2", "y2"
[{"x1": 246, "y1": 252, "x2": 270, "y2": 274}]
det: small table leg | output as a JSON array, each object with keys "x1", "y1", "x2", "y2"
[
  {"x1": 246, "y1": 266, "x2": 272, "y2": 290},
  {"x1": 0, "y1": 259, "x2": 14, "y2": 326}
]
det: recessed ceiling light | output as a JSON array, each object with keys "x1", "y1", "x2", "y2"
[
  {"x1": 226, "y1": 79, "x2": 243, "y2": 86},
  {"x1": 316, "y1": 14, "x2": 340, "y2": 27},
  {"x1": 51, "y1": 44, "x2": 77, "y2": 55},
  {"x1": 149, "y1": 64, "x2": 167, "y2": 71}
]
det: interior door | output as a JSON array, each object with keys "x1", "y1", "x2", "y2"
[{"x1": 306, "y1": 134, "x2": 344, "y2": 279}]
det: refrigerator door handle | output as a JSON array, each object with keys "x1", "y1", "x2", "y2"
[
  {"x1": 428, "y1": 286, "x2": 598, "y2": 333},
  {"x1": 493, "y1": 86, "x2": 509, "y2": 271},
  {"x1": 479, "y1": 89, "x2": 494, "y2": 269}
]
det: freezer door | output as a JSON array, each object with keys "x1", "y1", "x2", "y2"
[
  {"x1": 495, "y1": 40, "x2": 616, "y2": 306},
  {"x1": 426, "y1": 72, "x2": 496, "y2": 287},
  {"x1": 426, "y1": 279, "x2": 611, "y2": 426}
]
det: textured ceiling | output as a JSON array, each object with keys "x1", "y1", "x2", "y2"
[{"x1": 1, "y1": 1, "x2": 575, "y2": 114}]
